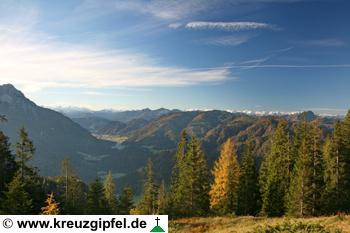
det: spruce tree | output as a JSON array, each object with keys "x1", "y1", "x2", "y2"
[
  {"x1": 260, "y1": 120, "x2": 292, "y2": 216},
  {"x1": 86, "y1": 178, "x2": 108, "y2": 214},
  {"x1": 171, "y1": 135, "x2": 210, "y2": 217},
  {"x1": 323, "y1": 136, "x2": 334, "y2": 207},
  {"x1": 323, "y1": 135, "x2": 336, "y2": 214},
  {"x1": 57, "y1": 176, "x2": 85, "y2": 214},
  {"x1": 323, "y1": 117, "x2": 350, "y2": 213},
  {"x1": 119, "y1": 186, "x2": 134, "y2": 215},
  {"x1": 341, "y1": 111, "x2": 350, "y2": 209},
  {"x1": 0, "y1": 131, "x2": 16, "y2": 198},
  {"x1": 104, "y1": 171, "x2": 118, "y2": 214},
  {"x1": 61, "y1": 158, "x2": 74, "y2": 202},
  {"x1": 183, "y1": 136, "x2": 210, "y2": 216},
  {"x1": 288, "y1": 121, "x2": 310, "y2": 216},
  {"x1": 287, "y1": 120, "x2": 324, "y2": 217},
  {"x1": 209, "y1": 138, "x2": 240, "y2": 215},
  {"x1": 169, "y1": 134, "x2": 210, "y2": 217},
  {"x1": 237, "y1": 140, "x2": 261, "y2": 216},
  {"x1": 16, "y1": 127, "x2": 35, "y2": 180},
  {"x1": 41, "y1": 192, "x2": 60, "y2": 215},
  {"x1": 58, "y1": 159, "x2": 85, "y2": 214},
  {"x1": 309, "y1": 121, "x2": 324, "y2": 215},
  {"x1": 2, "y1": 174, "x2": 33, "y2": 214},
  {"x1": 157, "y1": 180, "x2": 167, "y2": 215},
  {"x1": 136, "y1": 159, "x2": 157, "y2": 214},
  {"x1": 168, "y1": 130, "x2": 187, "y2": 216},
  {"x1": 15, "y1": 127, "x2": 44, "y2": 214}
]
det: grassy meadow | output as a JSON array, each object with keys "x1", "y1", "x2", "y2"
[{"x1": 169, "y1": 216, "x2": 350, "y2": 233}]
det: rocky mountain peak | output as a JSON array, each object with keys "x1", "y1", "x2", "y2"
[{"x1": 0, "y1": 83, "x2": 34, "y2": 107}]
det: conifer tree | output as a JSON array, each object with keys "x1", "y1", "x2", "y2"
[
  {"x1": 171, "y1": 135, "x2": 210, "y2": 217},
  {"x1": 209, "y1": 138, "x2": 240, "y2": 215},
  {"x1": 86, "y1": 178, "x2": 107, "y2": 214},
  {"x1": 168, "y1": 130, "x2": 187, "y2": 216},
  {"x1": 260, "y1": 120, "x2": 292, "y2": 216},
  {"x1": 183, "y1": 136, "x2": 210, "y2": 216},
  {"x1": 237, "y1": 140, "x2": 261, "y2": 216},
  {"x1": 2, "y1": 174, "x2": 33, "y2": 214},
  {"x1": 104, "y1": 171, "x2": 118, "y2": 214},
  {"x1": 322, "y1": 136, "x2": 336, "y2": 214},
  {"x1": 323, "y1": 118, "x2": 350, "y2": 213},
  {"x1": 259, "y1": 152, "x2": 269, "y2": 208},
  {"x1": 42, "y1": 192, "x2": 60, "y2": 215},
  {"x1": 136, "y1": 159, "x2": 157, "y2": 214},
  {"x1": 286, "y1": 120, "x2": 324, "y2": 217},
  {"x1": 0, "y1": 131, "x2": 16, "y2": 198},
  {"x1": 157, "y1": 180, "x2": 167, "y2": 215},
  {"x1": 58, "y1": 159, "x2": 85, "y2": 214},
  {"x1": 15, "y1": 127, "x2": 45, "y2": 214},
  {"x1": 309, "y1": 121, "x2": 324, "y2": 215},
  {"x1": 16, "y1": 127, "x2": 35, "y2": 180},
  {"x1": 61, "y1": 159, "x2": 74, "y2": 202},
  {"x1": 119, "y1": 186, "x2": 134, "y2": 215},
  {"x1": 341, "y1": 111, "x2": 350, "y2": 208}
]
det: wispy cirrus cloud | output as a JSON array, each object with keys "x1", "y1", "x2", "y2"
[
  {"x1": 168, "y1": 22, "x2": 183, "y2": 29},
  {"x1": 143, "y1": 0, "x2": 212, "y2": 20},
  {"x1": 299, "y1": 38, "x2": 347, "y2": 47},
  {"x1": 185, "y1": 21, "x2": 277, "y2": 31},
  {"x1": 199, "y1": 35, "x2": 254, "y2": 46},
  {"x1": 88, "y1": 0, "x2": 218, "y2": 20},
  {"x1": 104, "y1": 0, "x2": 313, "y2": 20},
  {"x1": 200, "y1": 64, "x2": 350, "y2": 70},
  {"x1": 0, "y1": 25, "x2": 231, "y2": 94},
  {"x1": 236, "y1": 47, "x2": 292, "y2": 69},
  {"x1": 112, "y1": 0, "x2": 240, "y2": 20},
  {"x1": 81, "y1": 91, "x2": 133, "y2": 97}
]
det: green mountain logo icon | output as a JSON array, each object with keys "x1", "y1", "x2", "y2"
[
  {"x1": 150, "y1": 217, "x2": 165, "y2": 232},
  {"x1": 150, "y1": 225, "x2": 165, "y2": 232}
]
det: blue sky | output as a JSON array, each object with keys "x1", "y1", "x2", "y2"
[{"x1": 0, "y1": 0, "x2": 349, "y2": 114}]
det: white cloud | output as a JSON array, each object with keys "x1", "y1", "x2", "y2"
[
  {"x1": 75, "y1": 0, "x2": 214, "y2": 21},
  {"x1": 168, "y1": 23, "x2": 183, "y2": 29},
  {"x1": 107, "y1": 0, "x2": 309, "y2": 20},
  {"x1": 145, "y1": 0, "x2": 210, "y2": 19},
  {"x1": 0, "y1": 25, "x2": 231, "y2": 94},
  {"x1": 81, "y1": 91, "x2": 132, "y2": 97},
  {"x1": 200, "y1": 35, "x2": 253, "y2": 46},
  {"x1": 113, "y1": 0, "x2": 221, "y2": 20},
  {"x1": 186, "y1": 21, "x2": 277, "y2": 31}
]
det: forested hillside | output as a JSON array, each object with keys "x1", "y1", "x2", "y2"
[
  {"x1": 1, "y1": 103, "x2": 350, "y2": 218},
  {"x1": 0, "y1": 84, "x2": 342, "y2": 195}
]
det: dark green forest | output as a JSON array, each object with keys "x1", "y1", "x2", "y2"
[{"x1": 1, "y1": 111, "x2": 350, "y2": 218}]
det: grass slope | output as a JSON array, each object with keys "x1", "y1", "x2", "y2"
[{"x1": 170, "y1": 216, "x2": 350, "y2": 233}]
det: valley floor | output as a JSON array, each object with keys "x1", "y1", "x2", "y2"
[{"x1": 169, "y1": 215, "x2": 350, "y2": 233}]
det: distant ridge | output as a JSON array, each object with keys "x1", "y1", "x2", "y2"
[
  {"x1": 0, "y1": 84, "x2": 114, "y2": 180},
  {"x1": 56, "y1": 106, "x2": 180, "y2": 122}
]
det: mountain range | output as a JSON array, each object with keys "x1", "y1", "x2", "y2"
[
  {"x1": 57, "y1": 106, "x2": 179, "y2": 123},
  {"x1": 0, "y1": 84, "x2": 338, "y2": 194}
]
